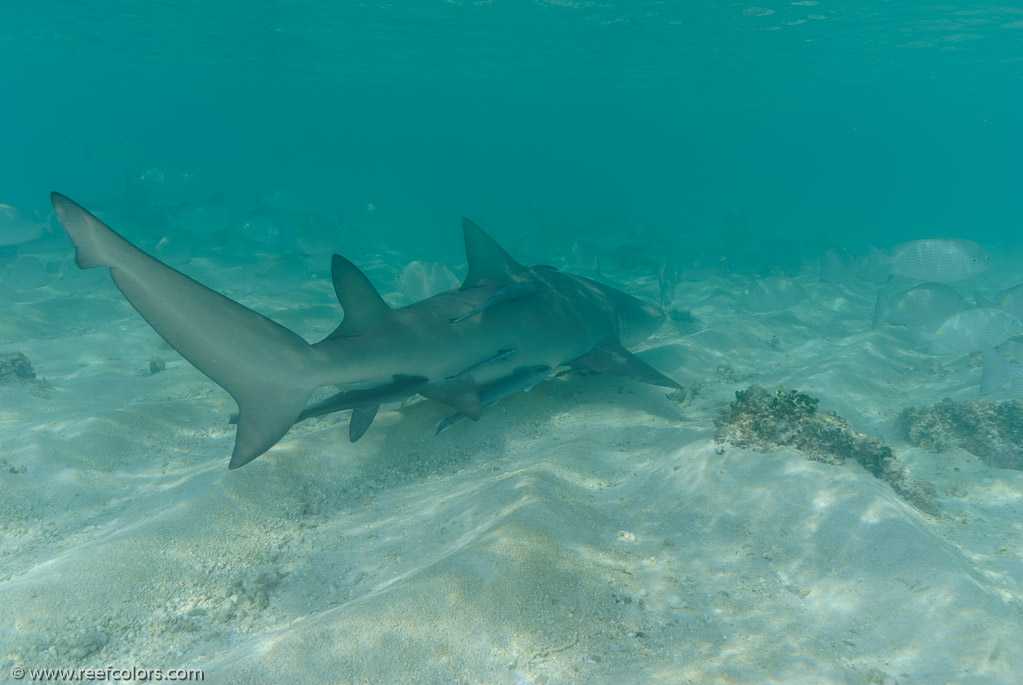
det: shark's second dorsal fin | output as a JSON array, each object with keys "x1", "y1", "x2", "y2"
[
  {"x1": 329, "y1": 254, "x2": 391, "y2": 337},
  {"x1": 461, "y1": 217, "x2": 527, "y2": 288}
]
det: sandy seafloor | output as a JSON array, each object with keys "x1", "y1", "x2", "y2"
[{"x1": 1, "y1": 223, "x2": 1022, "y2": 685}]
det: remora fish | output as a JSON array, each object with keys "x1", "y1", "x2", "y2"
[{"x1": 51, "y1": 192, "x2": 678, "y2": 469}]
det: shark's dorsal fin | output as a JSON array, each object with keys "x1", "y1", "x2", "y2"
[
  {"x1": 462, "y1": 217, "x2": 527, "y2": 288},
  {"x1": 568, "y1": 341, "x2": 681, "y2": 390},
  {"x1": 330, "y1": 254, "x2": 391, "y2": 337}
]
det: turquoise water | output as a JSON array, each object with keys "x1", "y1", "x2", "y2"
[{"x1": 4, "y1": 2, "x2": 1021, "y2": 248}]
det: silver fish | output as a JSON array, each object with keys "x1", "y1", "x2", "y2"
[
  {"x1": 975, "y1": 283, "x2": 1023, "y2": 320},
  {"x1": 867, "y1": 239, "x2": 990, "y2": 283},
  {"x1": 2, "y1": 256, "x2": 49, "y2": 290},
  {"x1": 743, "y1": 276, "x2": 806, "y2": 312},
  {"x1": 0, "y1": 204, "x2": 47, "y2": 246},
  {"x1": 872, "y1": 283, "x2": 968, "y2": 329},
  {"x1": 980, "y1": 342, "x2": 1023, "y2": 396},
  {"x1": 819, "y1": 247, "x2": 857, "y2": 284},
  {"x1": 399, "y1": 260, "x2": 461, "y2": 304},
  {"x1": 919, "y1": 307, "x2": 1022, "y2": 355}
]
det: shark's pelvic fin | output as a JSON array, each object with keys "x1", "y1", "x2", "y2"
[
  {"x1": 328, "y1": 253, "x2": 392, "y2": 337},
  {"x1": 461, "y1": 217, "x2": 528, "y2": 288},
  {"x1": 451, "y1": 281, "x2": 537, "y2": 324},
  {"x1": 349, "y1": 405, "x2": 379, "y2": 442},
  {"x1": 569, "y1": 341, "x2": 681, "y2": 390},
  {"x1": 51, "y1": 192, "x2": 320, "y2": 469},
  {"x1": 419, "y1": 377, "x2": 483, "y2": 420}
]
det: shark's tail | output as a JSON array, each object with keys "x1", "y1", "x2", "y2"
[{"x1": 51, "y1": 192, "x2": 321, "y2": 468}]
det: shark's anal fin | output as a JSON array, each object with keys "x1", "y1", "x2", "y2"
[
  {"x1": 50, "y1": 192, "x2": 318, "y2": 470},
  {"x1": 451, "y1": 282, "x2": 537, "y2": 324},
  {"x1": 568, "y1": 341, "x2": 681, "y2": 390},
  {"x1": 419, "y1": 377, "x2": 482, "y2": 420},
  {"x1": 349, "y1": 405, "x2": 379, "y2": 442}
]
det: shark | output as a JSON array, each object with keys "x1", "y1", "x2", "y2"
[{"x1": 51, "y1": 192, "x2": 680, "y2": 469}]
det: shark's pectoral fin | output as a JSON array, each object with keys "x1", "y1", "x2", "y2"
[
  {"x1": 419, "y1": 378, "x2": 482, "y2": 420},
  {"x1": 569, "y1": 341, "x2": 681, "y2": 390},
  {"x1": 349, "y1": 405, "x2": 380, "y2": 442}
]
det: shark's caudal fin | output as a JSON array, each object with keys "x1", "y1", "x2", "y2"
[{"x1": 51, "y1": 192, "x2": 320, "y2": 468}]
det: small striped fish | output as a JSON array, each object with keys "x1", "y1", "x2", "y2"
[{"x1": 868, "y1": 239, "x2": 989, "y2": 282}]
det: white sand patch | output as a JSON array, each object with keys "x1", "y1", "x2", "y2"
[{"x1": 1, "y1": 242, "x2": 1021, "y2": 683}]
